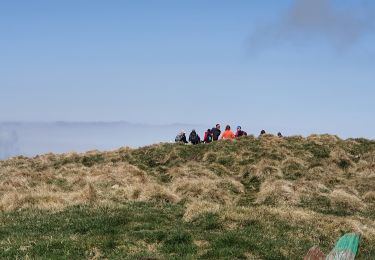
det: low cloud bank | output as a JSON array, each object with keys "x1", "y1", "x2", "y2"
[
  {"x1": 0, "y1": 122, "x2": 206, "y2": 159},
  {"x1": 0, "y1": 129, "x2": 19, "y2": 159}
]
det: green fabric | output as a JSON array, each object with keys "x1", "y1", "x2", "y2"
[{"x1": 333, "y1": 233, "x2": 360, "y2": 255}]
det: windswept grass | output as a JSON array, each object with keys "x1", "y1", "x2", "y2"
[{"x1": 0, "y1": 135, "x2": 375, "y2": 259}]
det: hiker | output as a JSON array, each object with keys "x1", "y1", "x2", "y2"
[
  {"x1": 211, "y1": 124, "x2": 221, "y2": 141},
  {"x1": 277, "y1": 132, "x2": 283, "y2": 138},
  {"x1": 175, "y1": 131, "x2": 188, "y2": 144},
  {"x1": 203, "y1": 129, "x2": 213, "y2": 143},
  {"x1": 189, "y1": 129, "x2": 201, "y2": 145},
  {"x1": 235, "y1": 126, "x2": 247, "y2": 138},
  {"x1": 221, "y1": 125, "x2": 235, "y2": 140}
]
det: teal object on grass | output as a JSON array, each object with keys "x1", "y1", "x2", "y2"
[{"x1": 326, "y1": 233, "x2": 361, "y2": 260}]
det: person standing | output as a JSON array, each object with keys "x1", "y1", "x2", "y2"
[{"x1": 211, "y1": 124, "x2": 221, "y2": 141}]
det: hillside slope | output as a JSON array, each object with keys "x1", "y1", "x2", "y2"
[{"x1": 0, "y1": 135, "x2": 374, "y2": 259}]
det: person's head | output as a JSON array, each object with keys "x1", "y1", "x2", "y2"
[
  {"x1": 207, "y1": 129, "x2": 211, "y2": 133},
  {"x1": 237, "y1": 126, "x2": 241, "y2": 131},
  {"x1": 277, "y1": 132, "x2": 282, "y2": 137},
  {"x1": 216, "y1": 124, "x2": 220, "y2": 129},
  {"x1": 225, "y1": 125, "x2": 231, "y2": 131},
  {"x1": 260, "y1": 130, "x2": 266, "y2": 135},
  {"x1": 191, "y1": 129, "x2": 196, "y2": 133}
]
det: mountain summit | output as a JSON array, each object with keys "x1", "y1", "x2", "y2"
[{"x1": 1, "y1": 134, "x2": 374, "y2": 258}]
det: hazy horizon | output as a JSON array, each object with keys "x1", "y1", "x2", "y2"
[
  {"x1": 0, "y1": 121, "x2": 209, "y2": 159},
  {"x1": 1, "y1": 0, "x2": 374, "y2": 157},
  {"x1": 1, "y1": 120, "x2": 374, "y2": 160}
]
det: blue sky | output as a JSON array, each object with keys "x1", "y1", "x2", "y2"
[{"x1": 1, "y1": 0, "x2": 375, "y2": 138}]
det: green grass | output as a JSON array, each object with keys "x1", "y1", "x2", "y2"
[
  {"x1": 1, "y1": 202, "x2": 374, "y2": 259},
  {"x1": 81, "y1": 154, "x2": 105, "y2": 167},
  {"x1": 0, "y1": 203, "x2": 184, "y2": 259}
]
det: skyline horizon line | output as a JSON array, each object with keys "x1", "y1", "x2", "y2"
[{"x1": 0, "y1": 121, "x2": 373, "y2": 140}]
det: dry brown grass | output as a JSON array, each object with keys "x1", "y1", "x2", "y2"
[
  {"x1": 363, "y1": 191, "x2": 375, "y2": 202},
  {"x1": 256, "y1": 179, "x2": 298, "y2": 205},
  {"x1": 0, "y1": 154, "x2": 244, "y2": 212},
  {"x1": 252, "y1": 159, "x2": 283, "y2": 179},
  {"x1": 0, "y1": 134, "x2": 374, "y2": 245},
  {"x1": 329, "y1": 189, "x2": 366, "y2": 212}
]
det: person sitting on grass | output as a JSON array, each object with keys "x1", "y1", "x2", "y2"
[
  {"x1": 211, "y1": 124, "x2": 221, "y2": 141},
  {"x1": 189, "y1": 129, "x2": 201, "y2": 145},
  {"x1": 175, "y1": 131, "x2": 188, "y2": 144},
  {"x1": 203, "y1": 129, "x2": 213, "y2": 143},
  {"x1": 221, "y1": 125, "x2": 235, "y2": 140},
  {"x1": 235, "y1": 126, "x2": 247, "y2": 138}
]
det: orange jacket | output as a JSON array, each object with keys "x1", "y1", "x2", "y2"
[{"x1": 221, "y1": 130, "x2": 235, "y2": 139}]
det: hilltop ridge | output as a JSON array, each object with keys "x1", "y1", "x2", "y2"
[{"x1": 1, "y1": 134, "x2": 374, "y2": 259}]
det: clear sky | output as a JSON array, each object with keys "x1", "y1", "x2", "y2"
[{"x1": 1, "y1": 0, "x2": 374, "y2": 138}]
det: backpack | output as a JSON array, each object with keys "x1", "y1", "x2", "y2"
[{"x1": 204, "y1": 132, "x2": 212, "y2": 143}]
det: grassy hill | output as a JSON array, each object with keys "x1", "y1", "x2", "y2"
[{"x1": 0, "y1": 134, "x2": 374, "y2": 259}]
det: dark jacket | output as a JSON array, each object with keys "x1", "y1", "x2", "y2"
[
  {"x1": 211, "y1": 127, "x2": 221, "y2": 141},
  {"x1": 189, "y1": 131, "x2": 201, "y2": 145},
  {"x1": 175, "y1": 133, "x2": 188, "y2": 143},
  {"x1": 235, "y1": 130, "x2": 247, "y2": 138}
]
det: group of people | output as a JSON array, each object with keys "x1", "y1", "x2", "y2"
[
  {"x1": 175, "y1": 124, "x2": 249, "y2": 145},
  {"x1": 175, "y1": 124, "x2": 284, "y2": 145}
]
